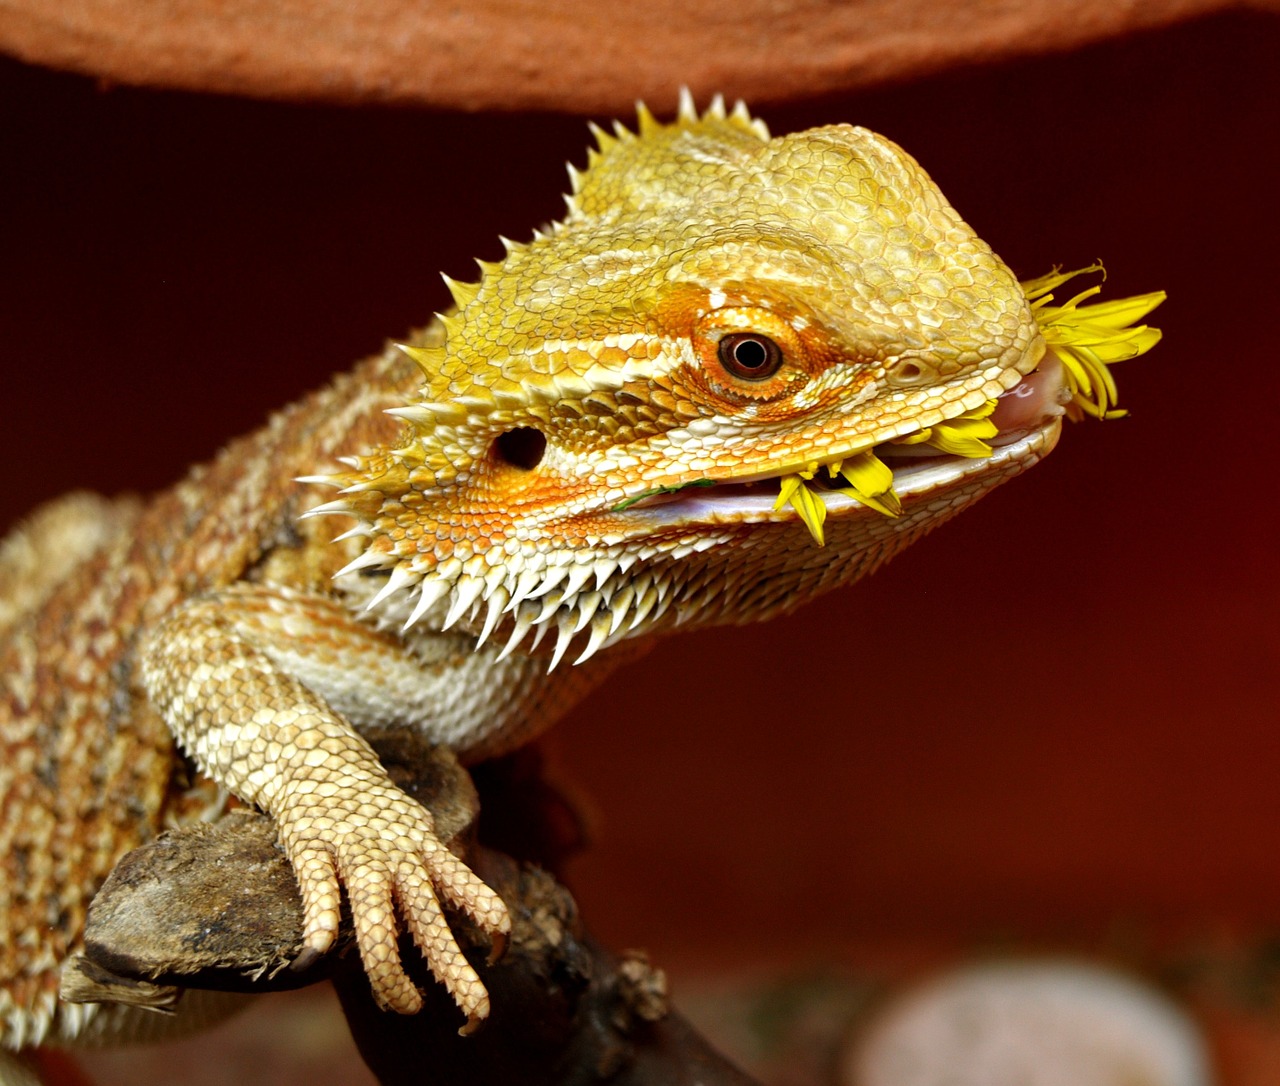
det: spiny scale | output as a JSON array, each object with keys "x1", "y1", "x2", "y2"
[{"x1": 383, "y1": 544, "x2": 678, "y2": 673}]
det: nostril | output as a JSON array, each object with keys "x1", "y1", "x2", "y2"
[
  {"x1": 887, "y1": 358, "x2": 937, "y2": 387},
  {"x1": 493, "y1": 427, "x2": 547, "y2": 470}
]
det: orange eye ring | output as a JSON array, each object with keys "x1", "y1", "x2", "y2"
[
  {"x1": 689, "y1": 304, "x2": 808, "y2": 403},
  {"x1": 717, "y1": 333, "x2": 784, "y2": 380}
]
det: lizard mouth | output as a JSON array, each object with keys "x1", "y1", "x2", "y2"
[
  {"x1": 611, "y1": 266, "x2": 1166, "y2": 540},
  {"x1": 623, "y1": 351, "x2": 1068, "y2": 531}
]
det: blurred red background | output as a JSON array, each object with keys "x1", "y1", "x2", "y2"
[{"x1": 3, "y1": 9, "x2": 1279, "y2": 1079}]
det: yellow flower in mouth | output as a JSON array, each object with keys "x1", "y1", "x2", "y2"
[
  {"x1": 1023, "y1": 263, "x2": 1166, "y2": 420},
  {"x1": 776, "y1": 264, "x2": 1166, "y2": 545},
  {"x1": 775, "y1": 464, "x2": 829, "y2": 546},
  {"x1": 773, "y1": 451, "x2": 905, "y2": 545},
  {"x1": 891, "y1": 398, "x2": 1000, "y2": 459},
  {"x1": 829, "y1": 452, "x2": 903, "y2": 518}
]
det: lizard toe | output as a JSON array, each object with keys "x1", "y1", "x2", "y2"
[
  {"x1": 288, "y1": 842, "x2": 341, "y2": 957},
  {"x1": 418, "y1": 842, "x2": 512, "y2": 940},
  {"x1": 394, "y1": 862, "x2": 492, "y2": 1023},
  {"x1": 344, "y1": 860, "x2": 424, "y2": 1014}
]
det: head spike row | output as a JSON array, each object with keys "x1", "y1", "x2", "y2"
[
  {"x1": 440, "y1": 273, "x2": 481, "y2": 310},
  {"x1": 593, "y1": 558, "x2": 618, "y2": 591},
  {"x1": 529, "y1": 592, "x2": 559, "y2": 625},
  {"x1": 504, "y1": 568, "x2": 544, "y2": 612},
  {"x1": 437, "y1": 310, "x2": 466, "y2": 340},
  {"x1": 728, "y1": 97, "x2": 769, "y2": 139},
  {"x1": 605, "y1": 584, "x2": 636, "y2": 636},
  {"x1": 706, "y1": 92, "x2": 726, "y2": 119},
  {"x1": 385, "y1": 445, "x2": 425, "y2": 467},
  {"x1": 635, "y1": 100, "x2": 660, "y2": 136},
  {"x1": 561, "y1": 562, "x2": 595, "y2": 601},
  {"x1": 331, "y1": 524, "x2": 373, "y2": 543},
  {"x1": 570, "y1": 591, "x2": 604, "y2": 635},
  {"x1": 527, "y1": 612, "x2": 552, "y2": 652},
  {"x1": 510, "y1": 564, "x2": 570, "y2": 611},
  {"x1": 587, "y1": 120, "x2": 616, "y2": 153},
  {"x1": 337, "y1": 477, "x2": 388, "y2": 495},
  {"x1": 627, "y1": 581, "x2": 660, "y2": 631},
  {"x1": 395, "y1": 342, "x2": 447, "y2": 378},
  {"x1": 482, "y1": 563, "x2": 510, "y2": 600},
  {"x1": 677, "y1": 85, "x2": 697, "y2": 122}
]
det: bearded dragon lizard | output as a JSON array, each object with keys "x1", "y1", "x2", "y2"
[{"x1": 0, "y1": 92, "x2": 1162, "y2": 1070}]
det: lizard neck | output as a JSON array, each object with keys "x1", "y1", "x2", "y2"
[{"x1": 329, "y1": 563, "x2": 647, "y2": 762}]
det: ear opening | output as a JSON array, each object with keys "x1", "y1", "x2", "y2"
[{"x1": 493, "y1": 428, "x2": 547, "y2": 470}]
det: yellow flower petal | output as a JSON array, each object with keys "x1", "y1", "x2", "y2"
[
  {"x1": 774, "y1": 473, "x2": 805, "y2": 510},
  {"x1": 1022, "y1": 264, "x2": 1166, "y2": 420},
  {"x1": 773, "y1": 475, "x2": 827, "y2": 545},
  {"x1": 832, "y1": 452, "x2": 902, "y2": 517},
  {"x1": 774, "y1": 465, "x2": 828, "y2": 544},
  {"x1": 892, "y1": 400, "x2": 998, "y2": 458},
  {"x1": 1021, "y1": 262, "x2": 1105, "y2": 302},
  {"x1": 1065, "y1": 291, "x2": 1166, "y2": 330},
  {"x1": 924, "y1": 400, "x2": 999, "y2": 458}
]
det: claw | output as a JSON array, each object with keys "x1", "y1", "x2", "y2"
[
  {"x1": 289, "y1": 946, "x2": 323, "y2": 974},
  {"x1": 487, "y1": 929, "x2": 510, "y2": 966}
]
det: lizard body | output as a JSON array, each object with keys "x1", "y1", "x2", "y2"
[{"x1": 0, "y1": 94, "x2": 1160, "y2": 1059}]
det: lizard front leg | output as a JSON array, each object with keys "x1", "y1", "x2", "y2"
[{"x1": 137, "y1": 585, "x2": 510, "y2": 1028}]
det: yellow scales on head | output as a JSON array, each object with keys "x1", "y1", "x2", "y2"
[
  {"x1": 315, "y1": 94, "x2": 1167, "y2": 668},
  {"x1": 776, "y1": 264, "x2": 1166, "y2": 545}
]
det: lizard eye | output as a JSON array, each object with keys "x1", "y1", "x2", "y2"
[
  {"x1": 717, "y1": 333, "x2": 783, "y2": 380},
  {"x1": 688, "y1": 303, "x2": 807, "y2": 404}
]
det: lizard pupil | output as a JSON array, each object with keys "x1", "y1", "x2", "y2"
[{"x1": 718, "y1": 333, "x2": 783, "y2": 380}]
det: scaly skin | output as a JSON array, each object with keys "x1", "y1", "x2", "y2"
[{"x1": 2, "y1": 94, "x2": 1066, "y2": 1054}]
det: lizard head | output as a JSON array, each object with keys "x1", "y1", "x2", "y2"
[{"x1": 314, "y1": 96, "x2": 1160, "y2": 669}]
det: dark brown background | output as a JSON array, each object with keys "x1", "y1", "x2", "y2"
[{"x1": 3, "y1": 9, "x2": 1279, "y2": 1079}]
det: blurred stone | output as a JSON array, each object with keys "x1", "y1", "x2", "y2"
[
  {"x1": 848, "y1": 960, "x2": 1212, "y2": 1086},
  {"x1": 0, "y1": 0, "x2": 1271, "y2": 113}
]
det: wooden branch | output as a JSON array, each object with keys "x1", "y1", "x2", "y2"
[{"x1": 70, "y1": 740, "x2": 760, "y2": 1085}]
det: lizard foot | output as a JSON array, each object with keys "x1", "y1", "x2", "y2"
[{"x1": 276, "y1": 775, "x2": 511, "y2": 1024}]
